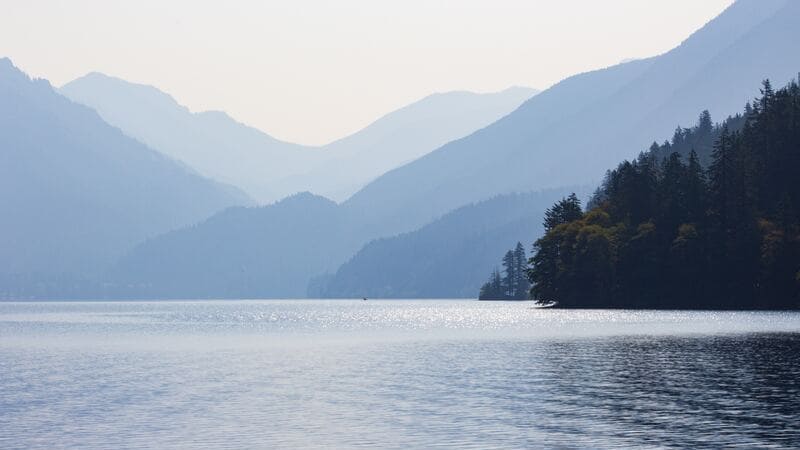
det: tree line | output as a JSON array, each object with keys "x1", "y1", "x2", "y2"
[
  {"x1": 479, "y1": 242, "x2": 530, "y2": 300},
  {"x1": 480, "y1": 78, "x2": 800, "y2": 309}
]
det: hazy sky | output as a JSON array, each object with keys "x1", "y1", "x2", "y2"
[{"x1": 1, "y1": 0, "x2": 733, "y2": 145}]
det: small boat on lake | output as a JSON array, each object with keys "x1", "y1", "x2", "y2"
[{"x1": 530, "y1": 301, "x2": 558, "y2": 309}]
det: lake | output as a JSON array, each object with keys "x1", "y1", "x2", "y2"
[{"x1": 1, "y1": 300, "x2": 799, "y2": 449}]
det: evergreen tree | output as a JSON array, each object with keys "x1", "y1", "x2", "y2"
[
  {"x1": 543, "y1": 193, "x2": 583, "y2": 231},
  {"x1": 698, "y1": 110, "x2": 713, "y2": 135},
  {"x1": 501, "y1": 250, "x2": 516, "y2": 298},
  {"x1": 708, "y1": 124, "x2": 733, "y2": 229},
  {"x1": 685, "y1": 150, "x2": 707, "y2": 224},
  {"x1": 512, "y1": 242, "x2": 530, "y2": 299},
  {"x1": 526, "y1": 78, "x2": 800, "y2": 309},
  {"x1": 479, "y1": 268, "x2": 504, "y2": 300},
  {"x1": 480, "y1": 242, "x2": 531, "y2": 300}
]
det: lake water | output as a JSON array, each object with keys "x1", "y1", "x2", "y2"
[{"x1": 1, "y1": 300, "x2": 799, "y2": 449}]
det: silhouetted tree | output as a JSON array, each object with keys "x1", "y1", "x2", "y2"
[
  {"x1": 480, "y1": 242, "x2": 531, "y2": 300},
  {"x1": 479, "y1": 268, "x2": 504, "y2": 300},
  {"x1": 543, "y1": 193, "x2": 583, "y2": 231},
  {"x1": 512, "y1": 242, "x2": 530, "y2": 299},
  {"x1": 526, "y1": 78, "x2": 800, "y2": 309}
]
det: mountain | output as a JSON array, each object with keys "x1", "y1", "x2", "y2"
[
  {"x1": 278, "y1": 87, "x2": 538, "y2": 201},
  {"x1": 528, "y1": 78, "x2": 800, "y2": 309},
  {"x1": 109, "y1": 187, "x2": 587, "y2": 299},
  {"x1": 60, "y1": 76, "x2": 536, "y2": 203},
  {"x1": 59, "y1": 73, "x2": 322, "y2": 203},
  {"x1": 0, "y1": 58, "x2": 248, "y2": 292},
  {"x1": 341, "y1": 0, "x2": 800, "y2": 238},
  {"x1": 107, "y1": 193, "x2": 358, "y2": 298},
  {"x1": 85, "y1": 0, "x2": 800, "y2": 299},
  {"x1": 311, "y1": 188, "x2": 587, "y2": 298}
]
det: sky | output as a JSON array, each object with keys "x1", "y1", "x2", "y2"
[{"x1": 1, "y1": 0, "x2": 734, "y2": 146}]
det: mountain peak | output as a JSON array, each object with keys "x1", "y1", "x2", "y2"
[
  {"x1": 500, "y1": 85, "x2": 538, "y2": 94},
  {"x1": 78, "y1": 71, "x2": 122, "y2": 83},
  {"x1": 0, "y1": 61, "x2": 248, "y2": 279},
  {"x1": 0, "y1": 57, "x2": 27, "y2": 79},
  {"x1": 62, "y1": 71, "x2": 186, "y2": 113},
  {"x1": 279, "y1": 191, "x2": 337, "y2": 207},
  {"x1": 83, "y1": 70, "x2": 110, "y2": 78},
  {"x1": 0, "y1": 57, "x2": 54, "y2": 93}
]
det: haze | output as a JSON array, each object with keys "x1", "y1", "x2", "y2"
[{"x1": 1, "y1": 0, "x2": 732, "y2": 145}]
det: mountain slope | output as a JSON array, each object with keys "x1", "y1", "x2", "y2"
[
  {"x1": 93, "y1": 0, "x2": 800, "y2": 299},
  {"x1": 0, "y1": 58, "x2": 248, "y2": 286},
  {"x1": 342, "y1": 0, "x2": 798, "y2": 238},
  {"x1": 312, "y1": 188, "x2": 587, "y2": 298},
  {"x1": 279, "y1": 87, "x2": 537, "y2": 201},
  {"x1": 319, "y1": 0, "x2": 800, "y2": 300},
  {"x1": 60, "y1": 73, "x2": 321, "y2": 203},
  {"x1": 61, "y1": 76, "x2": 536, "y2": 202},
  {"x1": 108, "y1": 193, "x2": 358, "y2": 298}
]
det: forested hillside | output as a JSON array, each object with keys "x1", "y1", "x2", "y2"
[
  {"x1": 478, "y1": 242, "x2": 530, "y2": 301},
  {"x1": 313, "y1": 189, "x2": 583, "y2": 299},
  {"x1": 528, "y1": 79, "x2": 800, "y2": 309}
]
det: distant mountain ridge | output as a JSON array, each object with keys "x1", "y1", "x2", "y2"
[
  {"x1": 0, "y1": 58, "x2": 248, "y2": 291},
  {"x1": 283, "y1": 86, "x2": 539, "y2": 201},
  {"x1": 61, "y1": 76, "x2": 537, "y2": 203},
  {"x1": 107, "y1": 192, "x2": 356, "y2": 298},
  {"x1": 342, "y1": 0, "x2": 799, "y2": 238},
  {"x1": 312, "y1": 188, "x2": 589, "y2": 299},
  {"x1": 59, "y1": 73, "x2": 322, "y2": 203},
  {"x1": 7, "y1": 0, "x2": 800, "y2": 300},
  {"x1": 101, "y1": 0, "x2": 800, "y2": 299}
]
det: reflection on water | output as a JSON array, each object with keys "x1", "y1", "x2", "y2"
[{"x1": 1, "y1": 301, "x2": 799, "y2": 449}]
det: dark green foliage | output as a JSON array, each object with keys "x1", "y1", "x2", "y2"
[
  {"x1": 528, "y1": 79, "x2": 800, "y2": 309},
  {"x1": 479, "y1": 269, "x2": 504, "y2": 300},
  {"x1": 544, "y1": 194, "x2": 584, "y2": 231},
  {"x1": 479, "y1": 242, "x2": 530, "y2": 300},
  {"x1": 648, "y1": 110, "x2": 747, "y2": 167},
  {"x1": 505, "y1": 242, "x2": 531, "y2": 299}
]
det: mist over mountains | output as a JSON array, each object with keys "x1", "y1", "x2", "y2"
[
  {"x1": 109, "y1": 193, "x2": 351, "y2": 299},
  {"x1": 313, "y1": 188, "x2": 590, "y2": 299},
  {"x1": 285, "y1": 86, "x2": 538, "y2": 202},
  {"x1": 344, "y1": 0, "x2": 799, "y2": 236},
  {"x1": 0, "y1": 58, "x2": 247, "y2": 286},
  {"x1": 59, "y1": 74, "x2": 320, "y2": 203},
  {"x1": 0, "y1": 59, "x2": 537, "y2": 297},
  {"x1": 2, "y1": 0, "x2": 799, "y2": 299},
  {"x1": 61, "y1": 75, "x2": 536, "y2": 203}
]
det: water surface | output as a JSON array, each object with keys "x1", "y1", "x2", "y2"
[{"x1": 1, "y1": 300, "x2": 799, "y2": 448}]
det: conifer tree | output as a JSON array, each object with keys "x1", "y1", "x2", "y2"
[
  {"x1": 543, "y1": 193, "x2": 582, "y2": 231},
  {"x1": 512, "y1": 242, "x2": 529, "y2": 299},
  {"x1": 501, "y1": 250, "x2": 516, "y2": 298},
  {"x1": 525, "y1": 78, "x2": 800, "y2": 309},
  {"x1": 479, "y1": 268, "x2": 504, "y2": 300}
]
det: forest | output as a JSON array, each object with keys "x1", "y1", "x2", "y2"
[
  {"x1": 478, "y1": 242, "x2": 530, "y2": 300},
  {"x1": 482, "y1": 78, "x2": 800, "y2": 308}
]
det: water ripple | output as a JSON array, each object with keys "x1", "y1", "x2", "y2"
[{"x1": 1, "y1": 301, "x2": 799, "y2": 448}]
